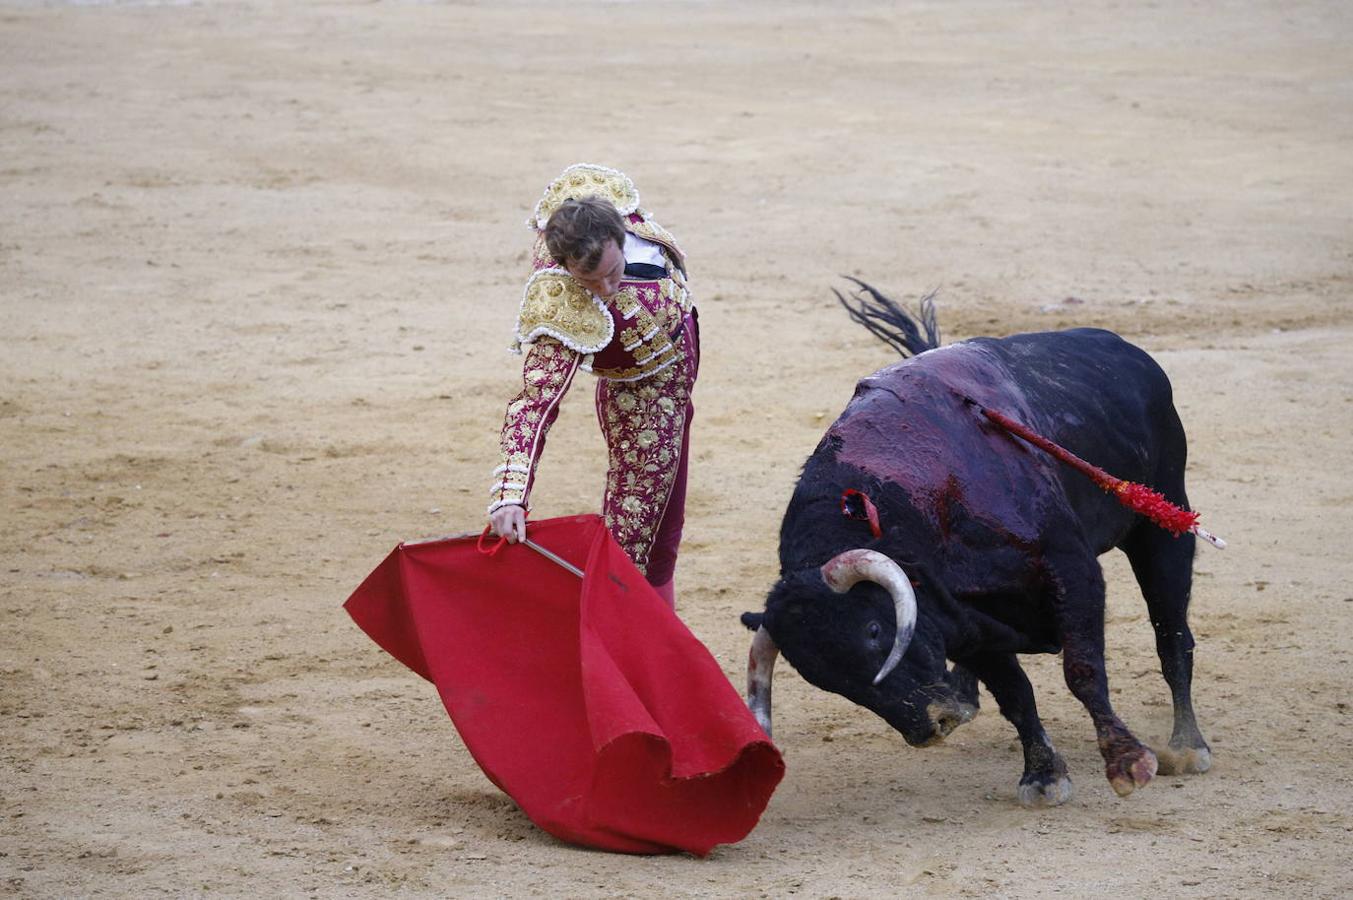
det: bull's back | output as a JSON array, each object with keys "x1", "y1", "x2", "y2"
[
  {"x1": 972, "y1": 328, "x2": 1187, "y2": 547},
  {"x1": 979, "y1": 328, "x2": 1184, "y2": 482}
]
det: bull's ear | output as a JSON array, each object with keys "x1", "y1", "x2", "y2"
[{"x1": 740, "y1": 612, "x2": 765, "y2": 632}]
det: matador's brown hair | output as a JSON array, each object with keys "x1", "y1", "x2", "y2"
[{"x1": 543, "y1": 196, "x2": 626, "y2": 272}]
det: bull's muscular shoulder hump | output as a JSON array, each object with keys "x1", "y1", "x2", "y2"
[
  {"x1": 849, "y1": 339, "x2": 1019, "y2": 414},
  {"x1": 827, "y1": 341, "x2": 1052, "y2": 526}
]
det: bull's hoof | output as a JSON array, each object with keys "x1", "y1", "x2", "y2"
[
  {"x1": 1108, "y1": 746, "x2": 1158, "y2": 797},
  {"x1": 1018, "y1": 773, "x2": 1074, "y2": 808},
  {"x1": 1156, "y1": 743, "x2": 1212, "y2": 776}
]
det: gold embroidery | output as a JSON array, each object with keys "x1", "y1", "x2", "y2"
[
  {"x1": 595, "y1": 343, "x2": 696, "y2": 575},
  {"x1": 517, "y1": 270, "x2": 613, "y2": 352},
  {"x1": 589, "y1": 279, "x2": 687, "y2": 381},
  {"x1": 490, "y1": 340, "x2": 580, "y2": 514},
  {"x1": 610, "y1": 286, "x2": 643, "y2": 320},
  {"x1": 619, "y1": 324, "x2": 643, "y2": 349},
  {"x1": 530, "y1": 164, "x2": 640, "y2": 229},
  {"x1": 592, "y1": 348, "x2": 678, "y2": 382}
]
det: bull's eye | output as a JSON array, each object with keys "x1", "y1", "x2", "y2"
[{"x1": 866, "y1": 621, "x2": 882, "y2": 642}]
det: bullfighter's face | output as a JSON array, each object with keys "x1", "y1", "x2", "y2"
[
  {"x1": 566, "y1": 239, "x2": 625, "y2": 298},
  {"x1": 763, "y1": 571, "x2": 971, "y2": 747}
]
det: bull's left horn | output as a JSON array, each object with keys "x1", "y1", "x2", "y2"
[
  {"x1": 747, "y1": 626, "x2": 779, "y2": 738},
  {"x1": 821, "y1": 549, "x2": 917, "y2": 686}
]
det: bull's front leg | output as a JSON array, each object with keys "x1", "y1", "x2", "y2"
[
  {"x1": 957, "y1": 651, "x2": 1072, "y2": 807},
  {"x1": 1050, "y1": 551, "x2": 1158, "y2": 797}
]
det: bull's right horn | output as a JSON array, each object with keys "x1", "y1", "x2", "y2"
[
  {"x1": 821, "y1": 549, "x2": 917, "y2": 686},
  {"x1": 747, "y1": 626, "x2": 779, "y2": 738}
]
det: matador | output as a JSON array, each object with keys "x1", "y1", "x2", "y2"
[{"x1": 487, "y1": 164, "x2": 699, "y2": 608}]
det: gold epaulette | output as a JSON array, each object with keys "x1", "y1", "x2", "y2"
[
  {"x1": 514, "y1": 269, "x2": 614, "y2": 354},
  {"x1": 529, "y1": 164, "x2": 640, "y2": 230}
]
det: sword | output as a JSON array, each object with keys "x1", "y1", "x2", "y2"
[
  {"x1": 522, "y1": 538, "x2": 584, "y2": 578},
  {"x1": 406, "y1": 528, "x2": 586, "y2": 578}
]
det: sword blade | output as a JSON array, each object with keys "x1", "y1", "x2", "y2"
[{"x1": 522, "y1": 538, "x2": 584, "y2": 578}]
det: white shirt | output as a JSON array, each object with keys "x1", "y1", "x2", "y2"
[{"x1": 623, "y1": 232, "x2": 666, "y2": 269}]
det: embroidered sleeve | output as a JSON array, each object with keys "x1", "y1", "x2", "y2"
[{"x1": 488, "y1": 337, "x2": 582, "y2": 514}]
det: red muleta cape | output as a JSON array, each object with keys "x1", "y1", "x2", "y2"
[{"x1": 343, "y1": 514, "x2": 784, "y2": 856}]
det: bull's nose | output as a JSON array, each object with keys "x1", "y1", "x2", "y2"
[
  {"x1": 923, "y1": 699, "x2": 970, "y2": 744},
  {"x1": 934, "y1": 712, "x2": 961, "y2": 737}
]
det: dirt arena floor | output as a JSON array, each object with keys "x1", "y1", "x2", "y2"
[{"x1": 3, "y1": 1, "x2": 1352, "y2": 897}]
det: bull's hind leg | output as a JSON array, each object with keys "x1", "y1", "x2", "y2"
[
  {"x1": 958, "y1": 652, "x2": 1072, "y2": 807},
  {"x1": 1123, "y1": 525, "x2": 1211, "y2": 775}
]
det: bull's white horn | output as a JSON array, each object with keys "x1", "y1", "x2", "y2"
[
  {"x1": 820, "y1": 549, "x2": 917, "y2": 686},
  {"x1": 747, "y1": 626, "x2": 779, "y2": 738}
]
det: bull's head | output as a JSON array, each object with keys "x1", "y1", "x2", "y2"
[{"x1": 743, "y1": 549, "x2": 972, "y2": 747}]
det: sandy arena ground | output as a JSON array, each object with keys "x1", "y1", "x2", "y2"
[{"x1": 3, "y1": 1, "x2": 1352, "y2": 897}]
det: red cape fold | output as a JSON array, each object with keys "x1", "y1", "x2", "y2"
[{"x1": 343, "y1": 514, "x2": 784, "y2": 856}]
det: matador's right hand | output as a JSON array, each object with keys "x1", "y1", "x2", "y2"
[{"x1": 489, "y1": 504, "x2": 527, "y2": 544}]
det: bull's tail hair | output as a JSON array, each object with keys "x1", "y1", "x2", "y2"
[{"x1": 834, "y1": 278, "x2": 941, "y2": 358}]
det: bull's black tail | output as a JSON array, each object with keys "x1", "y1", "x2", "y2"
[{"x1": 834, "y1": 278, "x2": 941, "y2": 358}]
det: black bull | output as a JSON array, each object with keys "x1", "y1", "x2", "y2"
[{"x1": 741, "y1": 287, "x2": 1212, "y2": 807}]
